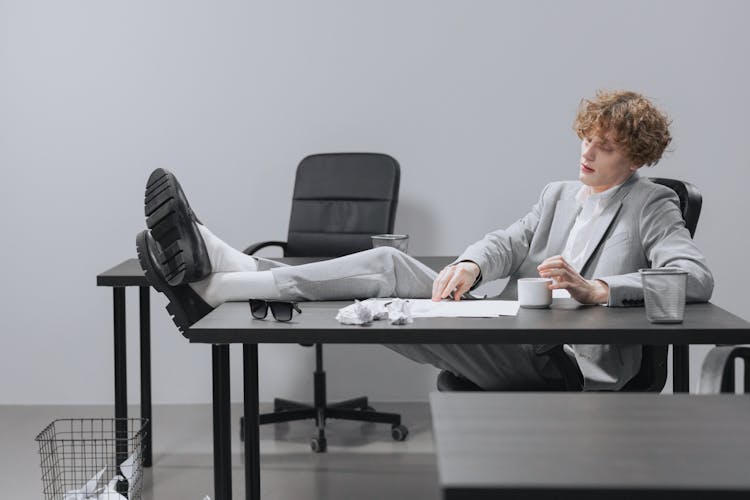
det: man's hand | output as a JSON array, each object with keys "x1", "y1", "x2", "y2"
[
  {"x1": 431, "y1": 261, "x2": 481, "y2": 302},
  {"x1": 537, "y1": 255, "x2": 609, "y2": 304}
]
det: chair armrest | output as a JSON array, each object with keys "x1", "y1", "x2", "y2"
[
  {"x1": 243, "y1": 240, "x2": 288, "y2": 255},
  {"x1": 697, "y1": 345, "x2": 750, "y2": 394}
]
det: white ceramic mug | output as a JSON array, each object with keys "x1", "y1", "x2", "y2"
[{"x1": 517, "y1": 278, "x2": 553, "y2": 308}]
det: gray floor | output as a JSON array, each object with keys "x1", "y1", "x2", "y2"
[{"x1": 2, "y1": 402, "x2": 439, "y2": 500}]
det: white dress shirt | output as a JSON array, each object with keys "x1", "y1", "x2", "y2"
[
  {"x1": 561, "y1": 179, "x2": 628, "y2": 274},
  {"x1": 560, "y1": 176, "x2": 632, "y2": 373}
]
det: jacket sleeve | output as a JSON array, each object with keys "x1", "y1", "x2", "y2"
[
  {"x1": 598, "y1": 186, "x2": 714, "y2": 307},
  {"x1": 454, "y1": 183, "x2": 551, "y2": 285}
]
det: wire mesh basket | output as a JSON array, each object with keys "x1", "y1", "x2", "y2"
[
  {"x1": 639, "y1": 267, "x2": 688, "y2": 323},
  {"x1": 35, "y1": 418, "x2": 147, "y2": 500}
]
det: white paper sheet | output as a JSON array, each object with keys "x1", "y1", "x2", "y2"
[{"x1": 398, "y1": 299, "x2": 520, "y2": 318}]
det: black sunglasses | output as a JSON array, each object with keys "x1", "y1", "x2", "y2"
[{"x1": 248, "y1": 299, "x2": 302, "y2": 322}]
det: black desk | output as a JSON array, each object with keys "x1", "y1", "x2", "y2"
[
  {"x1": 95, "y1": 256, "x2": 454, "y2": 469},
  {"x1": 430, "y1": 392, "x2": 750, "y2": 499},
  {"x1": 186, "y1": 300, "x2": 750, "y2": 500}
]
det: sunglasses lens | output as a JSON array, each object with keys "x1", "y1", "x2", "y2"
[
  {"x1": 269, "y1": 302, "x2": 294, "y2": 322},
  {"x1": 249, "y1": 299, "x2": 268, "y2": 319}
]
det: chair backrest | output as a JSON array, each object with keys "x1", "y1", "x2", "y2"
[
  {"x1": 285, "y1": 153, "x2": 400, "y2": 257},
  {"x1": 621, "y1": 177, "x2": 702, "y2": 392},
  {"x1": 649, "y1": 177, "x2": 702, "y2": 237}
]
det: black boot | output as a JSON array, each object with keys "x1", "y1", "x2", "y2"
[
  {"x1": 136, "y1": 230, "x2": 214, "y2": 334},
  {"x1": 144, "y1": 168, "x2": 211, "y2": 285}
]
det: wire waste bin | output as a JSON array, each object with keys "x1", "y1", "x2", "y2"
[
  {"x1": 35, "y1": 418, "x2": 147, "y2": 500},
  {"x1": 639, "y1": 267, "x2": 688, "y2": 323}
]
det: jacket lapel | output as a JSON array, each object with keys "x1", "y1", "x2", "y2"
[
  {"x1": 578, "y1": 173, "x2": 639, "y2": 275},
  {"x1": 577, "y1": 200, "x2": 623, "y2": 274}
]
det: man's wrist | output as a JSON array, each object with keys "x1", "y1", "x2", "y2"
[
  {"x1": 592, "y1": 279, "x2": 610, "y2": 304},
  {"x1": 458, "y1": 260, "x2": 481, "y2": 287}
]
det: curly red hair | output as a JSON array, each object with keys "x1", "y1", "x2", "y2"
[{"x1": 574, "y1": 90, "x2": 672, "y2": 167}]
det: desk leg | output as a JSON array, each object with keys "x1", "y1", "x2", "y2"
[
  {"x1": 212, "y1": 345, "x2": 232, "y2": 500},
  {"x1": 113, "y1": 288, "x2": 128, "y2": 490},
  {"x1": 139, "y1": 286, "x2": 152, "y2": 467},
  {"x1": 243, "y1": 344, "x2": 261, "y2": 500},
  {"x1": 673, "y1": 345, "x2": 690, "y2": 393}
]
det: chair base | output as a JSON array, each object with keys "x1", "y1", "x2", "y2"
[
  {"x1": 240, "y1": 344, "x2": 409, "y2": 452},
  {"x1": 240, "y1": 396, "x2": 408, "y2": 452}
]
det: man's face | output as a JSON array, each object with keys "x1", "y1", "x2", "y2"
[{"x1": 579, "y1": 133, "x2": 639, "y2": 192}]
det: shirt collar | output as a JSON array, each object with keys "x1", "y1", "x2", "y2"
[{"x1": 575, "y1": 171, "x2": 637, "y2": 207}]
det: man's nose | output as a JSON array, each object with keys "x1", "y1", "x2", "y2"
[{"x1": 582, "y1": 144, "x2": 595, "y2": 161}]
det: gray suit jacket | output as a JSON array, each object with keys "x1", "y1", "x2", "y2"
[{"x1": 456, "y1": 172, "x2": 714, "y2": 390}]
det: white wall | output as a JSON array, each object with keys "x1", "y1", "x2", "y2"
[{"x1": 1, "y1": 0, "x2": 748, "y2": 404}]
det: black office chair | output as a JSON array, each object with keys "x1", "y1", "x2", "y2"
[
  {"x1": 437, "y1": 177, "x2": 702, "y2": 393},
  {"x1": 239, "y1": 152, "x2": 406, "y2": 452}
]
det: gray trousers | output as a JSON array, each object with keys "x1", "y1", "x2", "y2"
[{"x1": 257, "y1": 247, "x2": 562, "y2": 390}]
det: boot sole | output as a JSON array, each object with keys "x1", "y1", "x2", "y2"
[
  {"x1": 144, "y1": 168, "x2": 210, "y2": 285},
  {"x1": 136, "y1": 230, "x2": 212, "y2": 334}
]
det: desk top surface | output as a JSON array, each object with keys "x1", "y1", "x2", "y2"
[
  {"x1": 96, "y1": 256, "x2": 455, "y2": 287},
  {"x1": 186, "y1": 301, "x2": 750, "y2": 345},
  {"x1": 430, "y1": 392, "x2": 750, "y2": 497},
  {"x1": 99, "y1": 258, "x2": 750, "y2": 345}
]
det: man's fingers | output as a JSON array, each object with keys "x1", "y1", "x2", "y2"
[
  {"x1": 433, "y1": 263, "x2": 479, "y2": 301},
  {"x1": 537, "y1": 255, "x2": 570, "y2": 272},
  {"x1": 432, "y1": 278, "x2": 445, "y2": 301},
  {"x1": 431, "y1": 271, "x2": 443, "y2": 300},
  {"x1": 441, "y1": 274, "x2": 462, "y2": 299},
  {"x1": 537, "y1": 262, "x2": 559, "y2": 272},
  {"x1": 541, "y1": 269, "x2": 575, "y2": 292},
  {"x1": 452, "y1": 282, "x2": 472, "y2": 302},
  {"x1": 540, "y1": 268, "x2": 566, "y2": 278},
  {"x1": 549, "y1": 282, "x2": 566, "y2": 290},
  {"x1": 432, "y1": 267, "x2": 454, "y2": 301}
]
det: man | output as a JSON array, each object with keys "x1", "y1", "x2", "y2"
[{"x1": 136, "y1": 90, "x2": 713, "y2": 391}]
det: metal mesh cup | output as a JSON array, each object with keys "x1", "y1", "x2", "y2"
[
  {"x1": 639, "y1": 268, "x2": 688, "y2": 323},
  {"x1": 371, "y1": 234, "x2": 409, "y2": 253}
]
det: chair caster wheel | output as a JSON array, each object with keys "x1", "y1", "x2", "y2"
[
  {"x1": 391, "y1": 424, "x2": 408, "y2": 441},
  {"x1": 311, "y1": 436, "x2": 327, "y2": 453}
]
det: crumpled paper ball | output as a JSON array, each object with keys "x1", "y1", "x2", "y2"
[
  {"x1": 335, "y1": 300, "x2": 374, "y2": 325},
  {"x1": 386, "y1": 298, "x2": 413, "y2": 325},
  {"x1": 335, "y1": 298, "x2": 413, "y2": 325}
]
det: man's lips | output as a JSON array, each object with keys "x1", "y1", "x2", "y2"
[{"x1": 581, "y1": 163, "x2": 595, "y2": 173}]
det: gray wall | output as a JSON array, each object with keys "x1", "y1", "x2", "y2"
[{"x1": 1, "y1": 0, "x2": 748, "y2": 404}]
